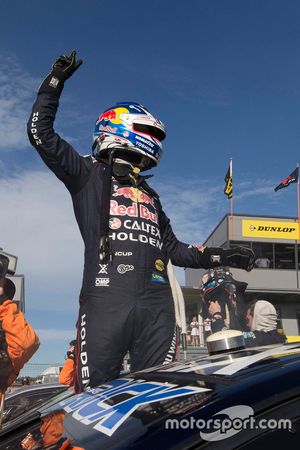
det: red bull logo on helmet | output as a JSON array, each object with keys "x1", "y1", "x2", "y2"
[
  {"x1": 99, "y1": 109, "x2": 117, "y2": 122},
  {"x1": 97, "y1": 107, "x2": 129, "y2": 126}
]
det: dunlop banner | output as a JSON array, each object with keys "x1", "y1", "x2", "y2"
[{"x1": 242, "y1": 220, "x2": 299, "y2": 240}]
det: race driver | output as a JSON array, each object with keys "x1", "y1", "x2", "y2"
[{"x1": 27, "y1": 51, "x2": 255, "y2": 392}]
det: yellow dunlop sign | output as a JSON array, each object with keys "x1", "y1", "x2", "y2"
[{"x1": 242, "y1": 220, "x2": 299, "y2": 240}]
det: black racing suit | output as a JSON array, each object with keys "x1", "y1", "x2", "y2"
[{"x1": 28, "y1": 92, "x2": 224, "y2": 391}]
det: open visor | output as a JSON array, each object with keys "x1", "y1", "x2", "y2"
[{"x1": 133, "y1": 123, "x2": 166, "y2": 142}]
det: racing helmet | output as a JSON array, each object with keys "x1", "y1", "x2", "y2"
[
  {"x1": 93, "y1": 102, "x2": 166, "y2": 170},
  {"x1": 201, "y1": 267, "x2": 233, "y2": 301},
  {"x1": 200, "y1": 267, "x2": 247, "y2": 303}
]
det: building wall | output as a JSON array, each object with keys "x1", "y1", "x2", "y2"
[
  {"x1": 280, "y1": 304, "x2": 300, "y2": 335},
  {"x1": 204, "y1": 215, "x2": 228, "y2": 247}
]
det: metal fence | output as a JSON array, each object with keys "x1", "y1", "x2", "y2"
[{"x1": 19, "y1": 363, "x2": 64, "y2": 379}]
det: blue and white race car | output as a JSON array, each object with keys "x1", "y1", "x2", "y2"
[{"x1": 1, "y1": 342, "x2": 300, "y2": 449}]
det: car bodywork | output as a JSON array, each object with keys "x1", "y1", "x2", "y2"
[{"x1": 1, "y1": 343, "x2": 300, "y2": 449}]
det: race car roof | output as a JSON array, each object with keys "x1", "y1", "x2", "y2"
[{"x1": 133, "y1": 342, "x2": 300, "y2": 384}]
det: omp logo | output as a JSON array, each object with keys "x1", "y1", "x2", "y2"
[{"x1": 95, "y1": 278, "x2": 110, "y2": 287}]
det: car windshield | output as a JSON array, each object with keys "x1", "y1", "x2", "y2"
[{"x1": 1, "y1": 387, "x2": 72, "y2": 432}]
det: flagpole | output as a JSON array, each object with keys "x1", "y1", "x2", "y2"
[{"x1": 230, "y1": 157, "x2": 234, "y2": 243}]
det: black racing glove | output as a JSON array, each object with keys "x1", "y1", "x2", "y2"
[
  {"x1": 38, "y1": 50, "x2": 83, "y2": 96},
  {"x1": 221, "y1": 247, "x2": 256, "y2": 271},
  {"x1": 202, "y1": 246, "x2": 255, "y2": 271}
]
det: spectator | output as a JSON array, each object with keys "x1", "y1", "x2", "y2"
[
  {"x1": 209, "y1": 299, "x2": 286, "y2": 347},
  {"x1": 59, "y1": 340, "x2": 76, "y2": 386},
  {"x1": 255, "y1": 257, "x2": 271, "y2": 268},
  {"x1": 243, "y1": 300, "x2": 286, "y2": 347},
  {"x1": 190, "y1": 317, "x2": 199, "y2": 346},
  {"x1": 203, "y1": 317, "x2": 212, "y2": 341},
  {"x1": 0, "y1": 277, "x2": 39, "y2": 392},
  {"x1": 0, "y1": 276, "x2": 39, "y2": 427},
  {"x1": 21, "y1": 376, "x2": 30, "y2": 387}
]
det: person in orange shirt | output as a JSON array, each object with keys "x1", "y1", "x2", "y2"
[
  {"x1": 59, "y1": 340, "x2": 76, "y2": 386},
  {"x1": 0, "y1": 276, "x2": 39, "y2": 390},
  {"x1": 0, "y1": 275, "x2": 39, "y2": 427}
]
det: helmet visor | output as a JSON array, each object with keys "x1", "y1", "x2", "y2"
[{"x1": 133, "y1": 123, "x2": 166, "y2": 142}]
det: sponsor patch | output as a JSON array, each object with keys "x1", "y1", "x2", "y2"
[
  {"x1": 155, "y1": 259, "x2": 165, "y2": 271},
  {"x1": 117, "y1": 264, "x2": 134, "y2": 274},
  {"x1": 100, "y1": 125, "x2": 117, "y2": 133},
  {"x1": 49, "y1": 76, "x2": 60, "y2": 88},
  {"x1": 112, "y1": 186, "x2": 154, "y2": 206},
  {"x1": 188, "y1": 244, "x2": 206, "y2": 253},
  {"x1": 95, "y1": 278, "x2": 110, "y2": 287},
  {"x1": 109, "y1": 217, "x2": 122, "y2": 230},
  {"x1": 109, "y1": 231, "x2": 163, "y2": 250},
  {"x1": 110, "y1": 200, "x2": 158, "y2": 224},
  {"x1": 98, "y1": 264, "x2": 108, "y2": 274},
  {"x1": 151, "y1": 272, "x2": 168, "y2": 284}
]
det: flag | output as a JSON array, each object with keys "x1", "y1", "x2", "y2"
[
  {"x1": 224, "y1": 164, "x2": 233, "y2": 199},
  {"x1": 274, "y1": 167, "x2": 299, "y2": 192}
]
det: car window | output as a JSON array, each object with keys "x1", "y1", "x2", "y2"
[{"x1": 3, "y1": 388, "x2": 64, "y2": 424}]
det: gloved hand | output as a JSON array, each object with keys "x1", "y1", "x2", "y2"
[
  {"x1": 51, "y1": 50, "x2": 83, "y2": 81},
  {"x1": 201, "y1": 246, "x2": 255, "y2": 271},
  {"x1": 222, "y1": 247, "x2": 256, "y2": 271},
  {"x1": 38, "y1": 50, "x2": 83, "y2": 96}
]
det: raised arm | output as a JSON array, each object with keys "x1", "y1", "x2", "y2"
[{"x1": 27, "y1": 50, "x2": 90, "y2": 193}]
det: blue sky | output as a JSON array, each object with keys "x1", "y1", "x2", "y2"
[{"x1": 1, "y1": 0, "x2": 300, "y2": 364}]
